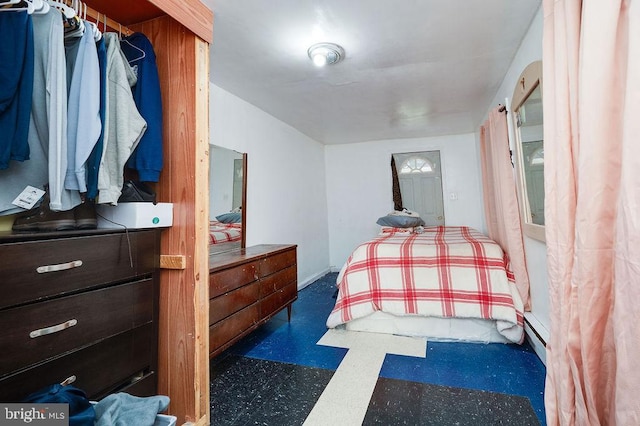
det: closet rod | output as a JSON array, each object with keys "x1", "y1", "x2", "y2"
[
  {"x1": 87, "y1": 8, "x2": 132, "y2": 36},
  {"x1": 60, "y1": 0, "x2": 133, "y2": 36}
]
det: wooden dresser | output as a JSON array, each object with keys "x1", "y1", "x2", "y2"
[
  {"x1": 0, "y1": 229, "x2": 160, "y2": 402},
  {"x1": 209, "y1": 244, "x2": 297, "y2": 358}
]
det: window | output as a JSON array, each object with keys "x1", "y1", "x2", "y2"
[{"x1": 399, "y1": 156, "x2": 434, "y2": 174}]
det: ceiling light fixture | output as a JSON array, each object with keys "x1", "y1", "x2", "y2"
[{"x1": 307, "y1": 42, "x2": 345, "y2": 67}]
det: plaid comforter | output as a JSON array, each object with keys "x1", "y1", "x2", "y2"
[
  {"x1": 209, "y1": 221, "x2": 242, "y2": 245},
  {"x1": 326, "y1": 226, "x2": 524, "y2": 343}
]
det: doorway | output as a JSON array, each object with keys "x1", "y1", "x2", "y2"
[{"x1": 393, "y1": 151, "x2": 445, "y2": 226}]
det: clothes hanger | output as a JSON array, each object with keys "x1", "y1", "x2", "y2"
[
  {"x1": 90, "y1": 10, "x2": 102, "y2": 41},
  {"x1": 79, "y1": 1, "x2": 97, "y2": 39},
  {"x1": 61, "y1": 0, "x2": 85, "y2": 38},
  {"x1": 83, "y1": 4, "x2": 102, "y2": 41},
  {"x1": 30, "y1": 0, "x2": 50, "y2": 14},
  {"x1": 63, "y1": 14, "x2": 85, "y2": 37},
  {"x1": 0, "y1": 0, "x2": 35, "y2": 13},
  {"x1": 46, "y1": 0, "x2": 76, "y2": 19},
  {"x1": 120, "y1": 38, "x2": 146, "y2": 62}
]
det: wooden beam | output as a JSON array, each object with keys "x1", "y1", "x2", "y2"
[
  {"x1": 147, "y1": 0, "x2": 213, "y2": 44},
  {"x1": 132, "y1": 15, "x2": 210, "y2": 425},
  {"x1": 160, "y1": 255, "x2": 186, "y2": 270}
]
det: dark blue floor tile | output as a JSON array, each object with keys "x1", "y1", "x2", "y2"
[
  {"x1": 215, "y1": 272, "x2": 547, "y2": 425},
  {"x1": 211, "y1": 356, "x2": 540, "y2": 426},
  {"x1": 366, "y1": 377, "x2": 540, "y2": 426},
  {"x1": 380, "y1": 342, "x2": 546, "y2": 424},
  {"x1": 210, "y1": 355, "x2": 333, "y2": 426}
]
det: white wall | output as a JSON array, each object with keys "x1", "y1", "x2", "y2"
[
  {"x1": 210, "y1": 84, "x2": 331, "y2": 287},
  {"x1": 484, "y1": 7, "x2": 550, "y2": 351},
  {"x1": 325, "y1": 133, "x2": 485, "y2": 269}
]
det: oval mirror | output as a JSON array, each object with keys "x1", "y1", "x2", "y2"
[{"x1": 511, "y1": 60, "x2": 545, "y2": 242}]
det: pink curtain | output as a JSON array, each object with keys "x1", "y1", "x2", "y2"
[
  {"x1": 543, "y1": 0, "x2": 640, "y2": 424},
  {"x1": 479, "y1": 107, "x2": 531, "y2": 310}
]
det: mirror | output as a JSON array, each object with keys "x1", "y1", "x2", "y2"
[
  {"x1": 209, "y1": 145, "x2": 247, "y2": 254},
  {"x1": 511, "y1": 61, "x2": 545, "y2": 242}
]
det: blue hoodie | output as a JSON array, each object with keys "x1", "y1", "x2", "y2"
[
  {"x1": 0, "y1": 12, "x2": 34, "y2": 170},
  {"x1": 120, "y1": 32, "x2": 163, "y2": 182}
]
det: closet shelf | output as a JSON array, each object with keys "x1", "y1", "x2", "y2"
[{"x1": 84, "y1": 0, "x2": 213, "y2": 43}]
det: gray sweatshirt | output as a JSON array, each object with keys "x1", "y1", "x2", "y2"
[{"x1": 98, "y1": 33, "x2": 147, "y2": 205}]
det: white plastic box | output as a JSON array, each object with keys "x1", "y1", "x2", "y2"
[
  {"x1": 96, "y1": 202, "x2": 173, "y2": 229},
  {"x1": 153, "y1": 413, "x2": 177, "y2": 426}
]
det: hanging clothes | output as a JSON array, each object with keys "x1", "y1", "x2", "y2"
[
  {"x1": 0, "y1": 11, "x2": 34, "y2": 170},
  {"x1": 64, "y1": 21, "x2": 101, "y2": 194},
  {"x1": 85, "y1": 36, "x2": 107, "y2": 201},
  {"x1": 120, "y1": 32, "x2": 163, "y2": 182},
  {"x1": 0, "y1": 8, "x2": 80, "y2": 215},
  {"x1": 97, "y1": 33, "x2": 147, "y2": 205},
  {"x1": 39, "y1": 7, "x2": 79, "y2": 212},
  {"x1": 0, "y1": 13, "x2": 157, "y2": 214}
]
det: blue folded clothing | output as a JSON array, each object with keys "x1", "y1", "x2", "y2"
[
  {"x1": 94, "y1": 393, "x2": 169, "y2": 426},
  {"x1": 24, "y1": 384, "x2": 94, "y2": 426}
]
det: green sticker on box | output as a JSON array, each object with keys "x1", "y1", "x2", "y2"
[{"x1": 153, "y1": 217, "x2": 160, "y2": 224}]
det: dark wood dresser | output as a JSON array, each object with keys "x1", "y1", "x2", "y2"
[
  {"x1": 208, "y1": 244, "x2": 297, "y2": 358},
  {"x1": 0, "y1": 229, "x2": 160, "y2": 402}
]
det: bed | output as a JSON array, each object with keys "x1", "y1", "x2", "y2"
[
  {"x1": 209, "y1": 220, "x2": 242, "y2": 245},
  {"x1": 326, "y1": 226, "x2": 524, "y2": 344}
]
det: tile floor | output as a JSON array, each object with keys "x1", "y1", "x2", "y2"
[{"x1": 210, "y1": 273, "x2": 546, "y2": 425}]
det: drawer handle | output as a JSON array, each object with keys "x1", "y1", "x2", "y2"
[
  {"x1": 30, "y1": 319, "x2": 78, "y2": 338},
  {"x1": 60, "y1": 375, "x2": 76, "y2": 386},
  {"x1": 36, "y1": 260, "x2": 83, "y2": 274}
]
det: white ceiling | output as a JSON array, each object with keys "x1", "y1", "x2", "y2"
[{"x1": 202, "y1": 1, "x2": 541, "y2": 145}]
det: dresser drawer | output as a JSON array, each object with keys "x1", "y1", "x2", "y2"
[
  {"x1": 117, "y1": 371, "x2": 157, "y2": 399},
  {"x1": 209, "y1": 303, "x2": 260, "y2": 354},
  {"x1": 258, "y1": 248, "x2": 296, "y2": 277},
  {"x1": 209, "y1": 281, "x2": 260, "y2": 325},
  {"x1": 260, "y1": 265, "x2": 296, "y2": 297},
  {"x1": 0, "y1": 324, "x2": 154, "y2": 402},
  {"x1": 209, "y1": 261, "x2": 258, "y2": 298},
  {"x1": 0, "y1": 231, "x2": 157, "y2": 309},
  {"x1": 0, "y1": 279, "x2": 154, "y2": 377},
  {"x1": 261, "y1": 282, "x2": 297, "y2": 319}
]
